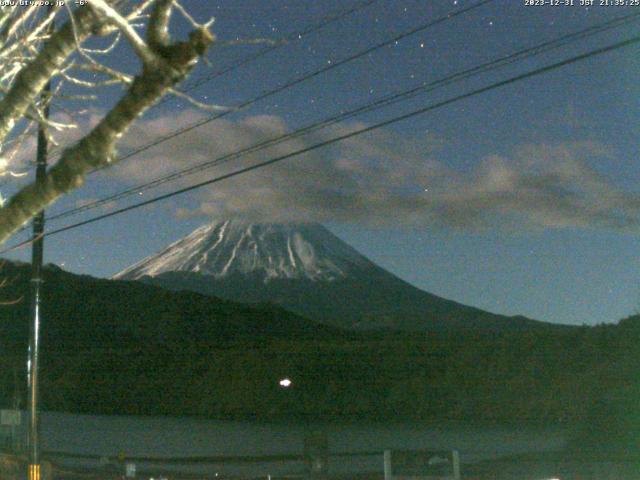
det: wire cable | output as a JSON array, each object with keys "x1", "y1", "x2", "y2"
[
  {"x1": 45, "y1": 10, "x2": 640, "y2": 223},
  {"x1": 0, "y1": 32, "x2": 634, "y2": 254},
  {"x1": 179, "y1": 0, "x2": 379, "y2": 94},
  {"x1": 59, "y1": 0, "x2": 496, "y2": 175},
  {"x1": 1, "y1": 0, "x2": 498, "y2": 231},
  {"x1": 40, "y1": 0, "x2": 380, "y2": 162}
]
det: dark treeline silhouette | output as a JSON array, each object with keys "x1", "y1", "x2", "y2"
[{"x1": 0, "y1": 261, "x2": 637, "y2": 457}]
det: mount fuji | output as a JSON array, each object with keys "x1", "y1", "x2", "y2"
[{"x1": 115, "y1": 220, "x2": 543, "y2": 332}]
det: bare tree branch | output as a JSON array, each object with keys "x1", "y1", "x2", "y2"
[
  {"x1": 89, "y1": 0, "x2": 160, "y2": 66},
  {"x1": 0, "y1": 6, "x2": 57, "y2": 62},
  {"x1": 0, "y1": 6, "x2": 101, "y2": 146},
  {"x1": 0, "y1": 3, "x2": 214, "y2": 244},
  {"x1": 0, "y1": 5, "x2": 39, "y2": 45},
  {"x1": 148, "y1": 0, "x2": 172, "y2": 50}
]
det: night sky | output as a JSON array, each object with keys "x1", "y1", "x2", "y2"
[{"x1": 4, "y1": 0, "x2": 640, "y2": 326}]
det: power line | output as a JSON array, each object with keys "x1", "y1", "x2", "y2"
[
  {"x1": 5, "y1": 0, "x2": 498, "y2": 228},
  {"x1": 179, "y1": 0, "x2": 379, "y2": 94},
  {"x1": 70, "y1": 0, "x2": 496, "y2": 176},
  {"x1": 45, "y1": 11, "x2": 640, "y2": 223},
  {"x1": 1, "y1": 32, "x2": 634, "y2": 254},
  {"x1": 40, "y1": 0, "x2": 379, "y2": 162}
]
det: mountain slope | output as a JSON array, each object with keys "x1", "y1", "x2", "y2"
[
  {"x1": 0, "y1": 260, "x2": 350, "y2": 356},
  {"x1": 0, "y1": 260, "x2": 606, "y2": 425},
  {"x1": 115, "y1": 220, "x2": 546, "y2": 332}
]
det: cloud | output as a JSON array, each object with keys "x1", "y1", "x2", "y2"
[
  {"x1": 428, "y1": 142, "x2": 639, "y2": 231},
  {"x1": 107, "y1": 109, "x2": 640, "y2": 231}
]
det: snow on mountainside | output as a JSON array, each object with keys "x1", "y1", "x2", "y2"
[
  {"x1": 116, "y1": 220, "x2": 548, "y2": 332},
  {"x1": 115, "y1": 220, "x2": 376, "y2": 282}
]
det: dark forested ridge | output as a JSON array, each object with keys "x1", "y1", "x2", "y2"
[
  {"x1": 0, "y1": 260, "x2": 637, "y2": 456},
  {"x1": 135, "y1": 269, "x2": 547, "y2": 333}
]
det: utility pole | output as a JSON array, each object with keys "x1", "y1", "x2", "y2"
[
  {"x1": 27, "y1": 81, "x2": 49, "y2": 480},
  {"x1": 28, "y1": 7, "x2": 53, "y2": 480},
  {"x1": 27, "y1": 115, "x2": 47, "y2": 480}
]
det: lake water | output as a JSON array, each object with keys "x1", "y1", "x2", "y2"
[{"x1": 21, "y1": 411, "x2": 566, "y2": 477}]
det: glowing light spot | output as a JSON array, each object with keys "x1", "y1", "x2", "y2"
[{"x1": 279, "y1": 378, "x2": 292, "y2": 388}]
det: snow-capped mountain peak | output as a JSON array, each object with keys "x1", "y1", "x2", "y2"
[
  {"x1": 114, "y1": 220, "x2": 543, "y2": 332},
  {"x1": 114, "y1": 220, "x2": 375, "y2": 282}
]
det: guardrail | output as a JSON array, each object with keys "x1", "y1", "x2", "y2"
[{"x1": 2, "y1": 446, "x2": 416, "y2": 480}]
